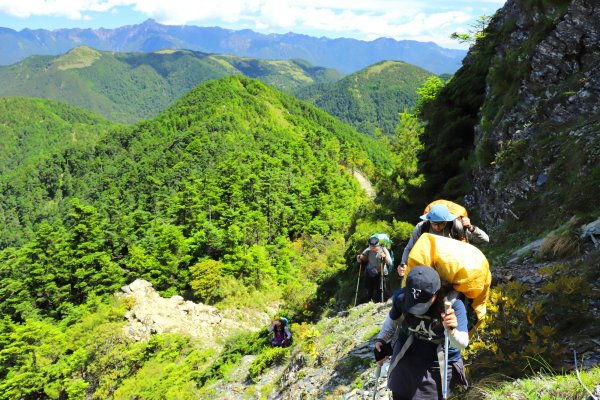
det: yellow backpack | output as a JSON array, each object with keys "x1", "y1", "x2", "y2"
[
  {"x1": 423, "y1": 199, "x2": 468, "y2": 218},
  {"x1": 405, "y1": 233, "x2": 490, "y2": 335}
]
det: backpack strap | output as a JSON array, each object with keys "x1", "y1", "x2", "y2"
[
  {"x1": 451, "y1": 219, "x2": 468, "y2": 242},
  {"x1": 386, "y1": 313, "x2": 407, "y2": 376},
  {"x1": 419, "y1": 220, "x2": 431, "y2": 237}
]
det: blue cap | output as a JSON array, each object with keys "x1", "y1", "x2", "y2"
[{"x1": 420, "y1": 204, "x2": 457, "y2": 222}]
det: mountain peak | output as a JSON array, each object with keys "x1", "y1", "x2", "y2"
[{"x1": 53, "y1": 45, "x2": 101, "y2": 70}]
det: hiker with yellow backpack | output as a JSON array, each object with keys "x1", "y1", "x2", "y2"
[
  {"x1": 374, "y1": 266, "x2": 469, "y2": 399},
  {"x1": 398, "y1": 201, "x2": 489, "y2": 278},
  {"x1": 374, "y1": 233, "x2": 491, "y2": 399}
]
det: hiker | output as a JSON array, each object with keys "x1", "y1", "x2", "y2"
[
  {"x1": 357, "y1": 235, "x2": 392, "y2": 302},
  {"x1": 398, "y1": 204, "x2": 488, "y2": 277},
  {"x1": 374, "y1": 266, "x2": 468, "y2": 399},
  {"x1": 268, "y1": 317, "x2": 292, "y2": 347}
]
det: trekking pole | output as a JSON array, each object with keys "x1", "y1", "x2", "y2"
[
  {"x1": 379, "y1": 257, "x2": 385, "y2": 303},
  {"x1": 373, "y1": 363, "x2": 382, "y2": 400},
  {"x1": 460, "y1": 216, "x2": 469, "y2": 244},
  {"x1": 443, "y1": 300, "x2": 452, "y2": 400},
  {"x1": 354, "y1": 263, "x2": 362, "y2": 307}
]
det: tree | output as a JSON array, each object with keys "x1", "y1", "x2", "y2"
[
  {"x1": 66, "y1": 199, "x2": 124, "y2": 304},
  {"x1": 414, "y1": 76, "x2": 445, "y2": 117},
  {"x1": 189, "y1": 259, "x2": 223, "y2": 303},
  {"x1": 450, "y1": 14, "x2": 492, "y2": 45}
]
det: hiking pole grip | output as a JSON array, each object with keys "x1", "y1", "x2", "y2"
[
  {"x1": 443, "y1": 300, "x2": 452, "y2": 400},
  {"x1": 444, "y1": 300, "x2": 453, "y2": 314}
]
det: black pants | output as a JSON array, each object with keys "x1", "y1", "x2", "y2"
[
  {"x1": 365, "y1": 274, "x2": 385, "y2": 302},
  {"x1": 391, "y1": 358, "x2": 467, "y2": 400}
]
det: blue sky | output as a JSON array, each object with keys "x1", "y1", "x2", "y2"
[{"x1": 0, "y1": 0, "x2": 507, "y2": 49}]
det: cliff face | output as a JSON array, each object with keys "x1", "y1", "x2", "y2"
[{"x1": 468, "y1": 0, "x2": 600, "y2": 229}]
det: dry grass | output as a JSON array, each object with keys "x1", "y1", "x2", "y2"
[{"x1": 539, "y1": 217, "x2": 581, "y2": 259}]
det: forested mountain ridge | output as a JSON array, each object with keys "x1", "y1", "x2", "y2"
[
  {"x1": 0, "y1": 46, "x2": 343, "y2": 123},
  {"x1": 0, "y1": 75, "x2": 392, "y2": 316},
  {"x1": 296, "y1": 60, "x2": 435, "y2": 136},
  {"x1": 0, "y1": 96, "x2": 115, "y2": 170},
  {"x1": 0, "y1": 75, "x2": 404, "y2": 397},
  {"x1": 0, "y1": 19, "x2": 466, "y2": 74},
  {"x1": 0, "y1": 97, "x2": 119, "y2": 246}
]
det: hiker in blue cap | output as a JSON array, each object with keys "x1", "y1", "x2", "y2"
[{"x1": 398, "y1": 204, "x2": 489, "y2": 277}]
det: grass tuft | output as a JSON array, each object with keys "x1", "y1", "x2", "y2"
[{"x1": 539, "y1": 217, "x2": 582, "y2": 260}]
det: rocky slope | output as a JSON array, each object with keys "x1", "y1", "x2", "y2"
[
  {"x1": 468, "y1": 0, "x2": 600, "y2": 228},
  {"x1": 208, "y1": 301, "x2": 393, "y2": 400},
  {"x1": 118, "y1": 279, "x2": 274, "y2": 345}
]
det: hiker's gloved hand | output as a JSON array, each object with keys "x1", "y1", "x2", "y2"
[
  {"x1": 357, "y1": 254, "x2": 364, "y2": 262},
  {"x1": 374, "y1": 339, "x2": 392, "y2": 364},
  {"x1": 397, "y1": 264, "x2": 407, "y2": 277},
  {"x1": 442, "y1": 307, "x2": 457, "y2": 331}
]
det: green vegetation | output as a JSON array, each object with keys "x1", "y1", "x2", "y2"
[
  {"x1": 0, "y1": 75, "x2": 393, "y2": 315},
  {"x1": 409, "y1": 24, "x2": 500, "y2": 210},
  {"x1": 1, "y1": 0, "x2": 598, "y2": 394},
  {"x1": 0, "y1": 75, "x2": 410, "y2": 397},
  {"x1": 247, "y1": 346, "x2": 289, "y2": 380},
  {"x1": 0, "y1": 47, "x2": 343, "y2": 123},
  {"x1": 296, "y1": 60, "x2": 434, "y2": 136},
  {"x1": 0, "y1": 298, "x2": 220, "y2": 400}
]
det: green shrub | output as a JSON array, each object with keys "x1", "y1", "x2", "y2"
[
  {"x1": 467, "y1": 264, "x2": 591, "y2": 380},
  {"x1": 246, "y1": 346, "x2": 289, "y2": 380}
]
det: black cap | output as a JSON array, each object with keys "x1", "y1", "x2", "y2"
[{"x1": 403, "y1": 266, "x2": 441, "y2": 314}]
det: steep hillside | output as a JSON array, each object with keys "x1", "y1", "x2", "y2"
[
  {"x1": 471, "y1": 0, "x2": 600, "y2": 235},
  {"x1": 414, "y1": 0, "x2": 600, "y2": 233},
  {"x1": 0, "y1": 75, "x2": 392, "y2": 316},
  {"x1": 0, "y1": 97, "x2": 118, "y2": 246},
  {"x1": 0, "y1": 20, "x2": 466, "y2": 74},
  {"x1": 296, "y1": 60, "x2": 435, "y2": 136},
  {"x1": 0, "y1": 46, "x2": 343, "y2": 123},
  {"x1": 0, "y1": 96, "x2": 115, "y2": 170}
]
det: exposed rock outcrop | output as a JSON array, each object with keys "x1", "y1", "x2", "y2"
[
  {"x1": 469, "y1": 0, "x2": 600, "y2": 227},
  {"x1": 118, "y1": 279, "x2": 272, "y2": 343}
]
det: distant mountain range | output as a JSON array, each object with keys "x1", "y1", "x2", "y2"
[
  {"x1": 0, "y1": 46, "x2": 343, "y2": 123},
  {"x1": 0, "y1": 19, "x2": 466, "y2": 74},
  {"x1": 0, "y1": 47, "x2": 431, "y2": 131}
]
